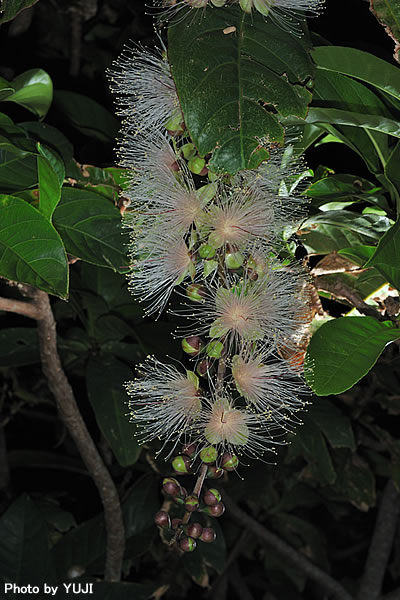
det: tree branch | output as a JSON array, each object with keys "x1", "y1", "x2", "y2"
[
  {"x1": 357, "y1": 479, "x2": 400, "y2": 600},
  {"x1": 314, "y1": 277, "x2": 384, "y2": 320},
  {"x1": 0, "y1": 296, "x2": 41, "y2": 320},
  {"x1": 30, "y1": 288, "x2": 125, "y2": 581},
  {"x1": 223, "y1": 493, "x2": 354, "y2": 600}
]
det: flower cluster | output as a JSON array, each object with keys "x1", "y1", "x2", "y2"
[{"x1": 109, "y1": 21, "x2": 314, "y2": 551}]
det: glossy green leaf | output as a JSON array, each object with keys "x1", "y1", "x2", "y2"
[
  {"x1": 0, "y1": 0, "x2": 38, "y2": 24},
  {"x1": 54, "y1": 90, "x2": 119, "y2": 143},
  {"x1": 0, "y1": 195, "x2": 68, "y2": 298},
  {"x1": 0, "y1": 328, "x2": 39, "y2": 366},
  {"x1": 385, "y1": 139, "x2": 400, "y2": 205},
  {"x1": 86, "y1": 356, "x2": 141, "y2": 467},
  {"x1": 298, "y1": 210, "x2": 390, "y2": 254},
  {"x1": 0, "y1": 140, "x2": 37, "y2": 191},
  {"x1": 0, "y1": 494, "x2": 55, "y2": 584},
  {"x1": 306, "y1": 174, "x2": 385, "y2": 206},
  {"x1": 365, "y1": 218, "x2": 400, "y2": 290},
  {"x1": 168, "y1": 6, "x2": 313, "y2": 174},
  {"x1": 338, "y1": 245, "x2": 376, "y2": 266},
  {"x1": 305, "y1": 317, "x2": 400, "y2": 395},
  {"x1": 312, "y1": 45, "x2": 400, "y2": 102},
  {"x1": 0, "y1": 69, "x2": 53, "y2": 119},
  {"x1": 53, "y1": 187, "x2": 128, "y2": 270},
  {"x1": 37, "y1": 155, "x2": 62, "y2": 220},
  {"x1": 305, "y1": 107, "x2": 400, "y2": 138},
  {"x1": 370, "y1": 0, "x2": 400, "y2": 62}
]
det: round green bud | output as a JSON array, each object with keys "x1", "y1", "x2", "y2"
[
  {"x1": 200, "y1": 445, "x2": 218, "y2": 464},
  {"x1": 184, "y1": 494, "x2": 200, "y2": 512},
  {"x1": 206, "y1": 340, "x2": 224, "y2": 359},
  {"x1": 181, "y1": 335, "x2": 202, "y2": 356},
  {"x1": 172, "y1": 455, "x2": 191, "y2": 474},
  {"x1": 200, "y1": 527, "x2": 216, "y2": 543},
  {"x1": 206, "y1": 465, "x2": 224, "y2": 479},
  {"x1": 204, "y1": 488, "x2": 222, "y2": 506},
  {"x1": 164, "y1": 113, "x2": 184, "y2": 136},
  {"x1": 221, "y1": 452, "x2": 239, "y2": 471},
  {"x1": 225, "y1": 252, "x2": 244, "y2": 270},
  {"x1": 202, "y1": 501, "x2": 225, "y2": 517},
  {"x1": 187, "y1": 523, "x2": 203, "y2": 539},
  {"x1": 162, "y1": 477, "x2": 181, "y2": 497},
  {"x1": 186, "y1": 283, "x2": 206, "y2": 303},
  {"x1": 181, "y1": 143, "x2": 196, "y2": 159},
  {"x1": 198, "y1": 244, "x2": 216, "y2": 259},
  {"x1": 154, "y1": 511, "x2": 171, "y2": 529},
  {"x1": 211, "y1": 0, "x2": 226, "y2": 5},
  {"x1": 188, "y1": 156, "x2": 206, "y2": 175},
  {"x1": 180, "y1": 536, "x2": 197, "y2": 552}
]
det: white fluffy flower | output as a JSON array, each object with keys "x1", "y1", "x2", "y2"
[
  {"x1": 125, "y1": 357, "x2": 202, "y2": 455},
  {"x1": 239, "y1": 0, "x2": 324, "y2": 34}
]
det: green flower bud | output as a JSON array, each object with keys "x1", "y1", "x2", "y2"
[
  {"x1": 211, "y1": 0, "x2": 226, "y2": 5},
  {"x1": 182, "y1": 336, "x2": 202, "y2": 356},
  {"x1": 200, "y1": 445, "x2": 218, "y2": 464},
  {"x1": 206, "y1": 340, "x2": 224, "y2": 359},
  {"x1": 204, "y1": 488, "x2": 222, "y2": 506},
  {"x1": 225, "y1": 252, "x2": 244, "y2": 269},
  {"x1": 172, "y1": 455, "x2": 192, "y2": 474},
  {"x1": 188, "y1": 156, "x2": 206, "y2": 175},
  {"x1": 239, "y1": 0, "x2": 253, "y2": 12},
  {"x1": 198, "y1": 244, "x2": 216, "y2": 259},
  {"x1": 181, "y1": 143, "x2": 196, "y2": 159},
  {"x1": 221, "y1": 452, "x2": 239, "y2": 471}
]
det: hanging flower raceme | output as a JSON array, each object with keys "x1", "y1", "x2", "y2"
[
  {"x1": 125, "y1": 357, "x2": 202, "y2": 455},
  {"x1": 108, "y1": 44, "x2": 182, "y2": 134}
]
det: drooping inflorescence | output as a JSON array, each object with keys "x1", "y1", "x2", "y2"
[{"x1": 109, "y1": 1, "x2": 318, "y2": 553}]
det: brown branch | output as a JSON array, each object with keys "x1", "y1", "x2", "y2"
[
  {"x1": 0, "y1": 296, "x2": 41, "y2": 320},
  {"x1": 223, "y1": 493, "x2": 354, "y2": 600},
  {"x1": 314, "y1": 277, "x2": 384, "y2": 320},
  {"x1": 357, "y1": 479, "x2": 400, "y2": 600},
  {"x1": 29, "y1": 288, "x2": 125, "y2": 581}
]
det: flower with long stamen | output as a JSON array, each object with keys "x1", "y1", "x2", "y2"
[
  {"x1": 196, "y1": 395, "x2": 280, "y2": 459},
  {"x1": 205, "y1": 187, "x2": 276, "y2": 251},
  {"x1": 238, "y1": 0, "x2": 324, "y2": 34},
  {"x1": 231, "y1": 346, "x2": 307, "y2": 428},
  {"x1": 129, "y1": 230, "x2": 194, "y2": 316},
  {"x1": 180, "y1": 259, "x2": 308, "y2": 352},
  {"x1": 108, "y1": 43, "x2": 182, "y2": 133},
  {"x1": 125, "y1": 357, "x2": 202, "y2": 455}
]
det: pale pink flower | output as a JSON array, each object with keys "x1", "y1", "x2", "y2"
[
  {"x1": 125, "y1": 357, "x2": 202, "y2": 455},
  {"x1": 238, "y1": 0, "x2": 324, "y2": 34}
]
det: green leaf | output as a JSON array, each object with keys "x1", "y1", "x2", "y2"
[
  {"x1": 338, "y1": 245, "x2": 376, "y2": 266},
  {"x1": 168, "y1": 5, "x2": 313, "y2": 174},
  {"x1": 0, "y1": 328, "x2": 39, "y2": 366},
  {"x1": 306, "y1": 174, "x2": 386, "y2": 207},
  {"x1": 298, "y1": 211, "x2": 390, "y2": 254},
  {"x1": 304, "y1": 107, "x2": 400, "y2": 138},
  {"x1": 86, "y1": 356, "x2": 141, "y2": 467},
  {"x1": 373, "y1": 0, "x2": 400, "y2": 61},
  {"x1": 289, "y1": 420, "x2": 336, "y2": 485},
  {"x1": 307, "y1": 399, "x2": 356, "y2": 450},
  {"x1": 0, "y1": 0, "x2": 39, "y2": 24},
  {"x1": 332, "y1": 451, "x2": 376, "y2": 511},
  {"x1": 0, "y1": 69, "x2": 53, "y2": 119},
  {"x1": 305, "y1": 317, "x2": 400, "y2": 395},
  {"x1": 312, "y1": 45, "x2": 400, "y2": 102},
  {"x1": 384, "y1": 139, "x2": 400, "y2": 205},
  {"x1": 365, "y1": 219, "x2": 400, "y2": 290},
  {"x1": 54, "y1": 91, "x2": 119, "y2": 143},
  {"x1": 0, "y1": 140, "x2": 37, "y2": 191},
  {"x1": 37, "y1": 155, "x2": 62, "y2": 220},
  {"x1": 0, "y1": 494, "x2": 55, "y2": 584},
  {"x1": 0, "y1": 195, "x2": 68, "y2": 298},
  {"x1": 53, "y1": 187, "x2": 128, "y2": 270}
]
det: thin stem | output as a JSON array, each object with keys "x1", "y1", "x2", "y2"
[
  {"x1": 29, "y1": 288, "x2": 125, "y2": 581},
  {"x1": 170, "y1": 462, "x2": 208, "y2": 546}
]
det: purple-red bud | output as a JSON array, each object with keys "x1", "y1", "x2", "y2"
[
  {"x1": 162, "y1": 477, "x2": 181, "y2": 497},
  {"x1": 196, "y1": 359, "x2": 211, "y2": 378},
  {"x1": 184, "y1": 494, "x2": 200, "y2": 512},
  {"x1": 221, "y1": 452, "x2": 239, "y2": 471},
  {"x1": 202, "y1": 502, "x2": 225, "y2": 517},
  {"x1": 200, "y1": 527, "x2": 216, "y2": 543},
  {"x1": 154, "y1": 511, "x2": 171, "y2": 529},
  {"x1": 203, "y1": 488, "x2": 221, "y2": 506},
  {"x1": 182, "y1": 335, "x2": 202, "y2": 356},
  {"x1": 206, "y1": 465, "x2": 224, "y2": 479},
  {"x1": 171, "y1": 518, "x2": 183, "y2": 531},
  {"x1": 187, "y1": 523, "x2": 203, "y2": 539},
  {"x1": 182, "y1": 442, "x2": 197, "y2": 458},
  {"x1": 180, "y1": 536, "x2": 197, "y2": 552}
]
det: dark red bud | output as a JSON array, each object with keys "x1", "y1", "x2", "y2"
[
  {"x1": 180, "y1": 536, "x2": 197, "y2": 552},
  {"x1": 200, "y1": 527, "x2": 216, "y2": 543},
  {"x1": 206, "y1": 465, "x2": 224, "y2": 479},
  {"x1": 162, "y1": 477, "x2": 181, "y2": 496},
  {"x1": 184, "y1": 494, "x2": 200, "y2": 512},
  {"x1": 154, "y1": 511, "x2": 171, "y2": 529},
  {"x1": 202, "y1": 502, "x2": 225, "y2": 517},
  {"x1": 187, "y1": 522, "x2": 203, "y2": 539},
  {"x1": 204, "y1": 488, "x2": 221, "y2": 506},
  {"x1": 171, "y1": 518, "x2": 183, "y2": 530},
  {"x1": 182, "y1": 442, "x2": 197, "y2": 458}
]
